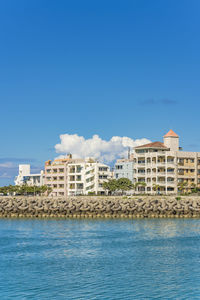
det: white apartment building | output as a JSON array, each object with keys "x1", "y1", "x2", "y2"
[
  {"x1": 15, "y1": 164, "x2": 44, "y2": 186},
  {"x1": 133, "y1": 130, "x2": 200, "y2": 194},
  {"x1": 44, "y1": 155, "x2": 112, "y2": 197}
]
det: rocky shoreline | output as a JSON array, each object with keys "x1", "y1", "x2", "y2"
[{"x1": 1, "y1": 196, "x2": 200, "y2": 219}]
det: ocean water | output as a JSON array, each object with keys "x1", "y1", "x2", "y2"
[{"x1": 0, "y1": 219, "x2": 200, "y2": 299}]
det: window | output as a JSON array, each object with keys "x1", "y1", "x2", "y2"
[
  {"x1": 116, "y1": 165, "x2": 123, "y2": 170},
  {"x1": 77, "y1": 183, "x2": 83, "y2": 189},
  {"x1": 167, "y1": 178, "x2": 174, "y2": 182},
  {"x1": 167, "y1": 187, "x2": 174, "y2": 191},
  {"x1": 76, "y1": 165, "x2": 82, "y2": 173},
  {"x1": 99, "y1": 175, "x2": 108, "y2": 179},
  {"x1": 99, "y1": 167, "x2": 108, "y2": 171},
  {"x1": 138, "y1": 160, "x2": 145, "y2": 164}
]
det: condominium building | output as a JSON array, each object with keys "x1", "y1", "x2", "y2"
[
  {"x1": 133, "y1": 130, "x2": 200, "y2": 194},
  {"x1": 15, "y1": 164, "x2": 44, "y2": 186},
  {"x1": 44, "y1": 155, "x2": 112, "y2": 197},
  {"x1": 114, "y1": 159, "x2": 134, "y2": 182}
]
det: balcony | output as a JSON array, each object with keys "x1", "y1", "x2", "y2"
[
  {"x1": 178, "y1": 171, "x2": 184, "y2": 175},
  {"x1": 46, "y1": 170, "x2": 52, "y2": 174},
  {"x1": 157, "y1": 181, "x2": 166, "y2": 184},
  {"x1": 137, "y1": 163, "x2": 145, "y2": 166},
  {"x1": 157, "y1": 161, "x2": 166, "y2": 165}
]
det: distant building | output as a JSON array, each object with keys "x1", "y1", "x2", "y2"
[
  {"x1": 133, "y1": 130, "x2": 200, "y2": 194},
  {"x1": 44, "y1": 155, "x2": 113, "y2": 197},
  {"x1": 15, "y1": 164, "x2": 44, "y2": 186},
  {"x1": 114, "y1": 159, "x2": 134, "y2": 182}
]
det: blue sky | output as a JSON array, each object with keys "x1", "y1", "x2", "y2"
[{"x1": 1, "y1": 0, "x2": 200, "y2": 185}]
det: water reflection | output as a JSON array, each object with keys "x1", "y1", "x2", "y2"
[{"x1": 1, "y1": 218, "x2": 200, "y2": 299}]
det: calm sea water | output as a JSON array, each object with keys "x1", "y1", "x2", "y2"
[{"x1": 0, "y1": 218, "x2": 200, "y2": 299}]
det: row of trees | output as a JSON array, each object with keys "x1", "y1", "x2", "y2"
[
  {"x1": 0, "y1": 185, "x2": 52, "y2": 196},
  {"x1": 0, "y1": 181, "x2": 198, "y2": 197},
  {"x1": 177, "y1": 182, "x2": 199, "y2": 194},
  {"x1": 102, "y1": 178, "x2": 161, "y2": 194},
  {"x1": 103, "y1": 179, "x2": 200, "y2": 195}
]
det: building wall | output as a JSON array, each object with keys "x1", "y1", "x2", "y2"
[
  {"x1": 114, "y1": 160, "x2": 134, "y2": 182},
  {"x1": 163, "y1": 136, "x2": 179, "y2": 151},
  {"x1": 133, "y1": 148, "x2": 200, "y2": 194},
  {"x1": 15, "y1": 165, "x2": 44, "y2": 186}
]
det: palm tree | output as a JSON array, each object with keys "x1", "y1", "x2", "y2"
[
  {"x1": 135, "y1": 181, "x2": 146, "y2": 194},
  {"x1": 190, "y1": 183, "x2": 198, "y2": 194},
  {"x1": 177, "y1": 181, "x2": 187, "y2": 194},
  {"x1": 153, "y1": 184, "x2": 161, "y2": 194}
]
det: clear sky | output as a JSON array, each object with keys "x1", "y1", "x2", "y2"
[{"x1": 1, "y1": 0, "x2": 200, "y2": 185}]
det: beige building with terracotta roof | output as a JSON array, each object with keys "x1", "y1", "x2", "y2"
[{"x1": 133, "y1": 130, "x2": 200, "y2": 194}]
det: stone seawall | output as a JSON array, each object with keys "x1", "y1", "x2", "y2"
[{"x1": 1, "y1": 196, "x2": 200, "y2": 218}]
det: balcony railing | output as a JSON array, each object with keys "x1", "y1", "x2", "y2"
[{"x1": 178, "y1": 172, "x2": 184, "y2": 175}]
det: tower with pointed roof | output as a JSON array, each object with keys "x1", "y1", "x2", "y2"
[{"x1": 163, "y1": 129, "x2": 179, "y2": 151}]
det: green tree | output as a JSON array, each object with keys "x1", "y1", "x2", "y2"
[
  {"x1": 117, "y1": 178, "x2": 133, "y2": 194},
  {"x1": 153, "y1": 184, "x2": 161, "y2": 194},
  {"x1": 0, "y1": 184, "x2": 52, "y2": 196},
  {"x1": 134, "y1": 181, "x2": 146, "y2": 194},
  {"x1": 178, "y1": 181, "x2": 187, "y2": 194},
  {"x1": 102, "y1": 179, "x2": 119, "y2": 195},
  {"x1": 190, "y1": 183, "x2": 199, "y2": 193}
]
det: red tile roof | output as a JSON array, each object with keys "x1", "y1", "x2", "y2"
[
  {"x1": 135, "y1": 141, "x2": 168, "y2": 149},
  {"x1": 164, "y1": 129, "x2": 179, "y2": 138}
]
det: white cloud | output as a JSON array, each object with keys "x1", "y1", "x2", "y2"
[
  {"x1": 0, "y1": 172, "x2": 12, "y2": 178},
  {"x1": 55, "y1": 134, "x2": 151, "y2": 163},
  {"x1": 0, "y1": 162, "x2": 15, "y2": 168}
]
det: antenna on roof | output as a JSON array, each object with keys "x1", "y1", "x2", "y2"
[{"x1": 128, "y1": 147, "x2": 130, "y2": 159}]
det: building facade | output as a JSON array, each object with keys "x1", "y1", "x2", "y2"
[
  {"x1": 15, "y1": 164, "x2": 44, "y2": 186},
  {"x1": 114, "y1": 159, "x2": 134, "y2": 182},
  {"x1": 44, "y1": 155, "x2": 112, "y2": 197},
  {"x1": 133, "y1": 130, "x2": 200, "y2": 194}
]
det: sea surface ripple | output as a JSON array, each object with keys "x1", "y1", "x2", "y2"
[{"x1": 0, "y1": 218, "x2": 200, "y2": 299}]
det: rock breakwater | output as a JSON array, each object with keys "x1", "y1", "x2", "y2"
[{"x1": 1, "y1": 196, "x2": 200, "y2": 218}]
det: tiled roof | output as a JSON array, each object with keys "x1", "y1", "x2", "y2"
[
  {"x1": 164, "y1": 129, "x2": 179, "y2": 138},
  {"x1": 135, "y1": 141, "x2": 168, "y2": 149}
]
